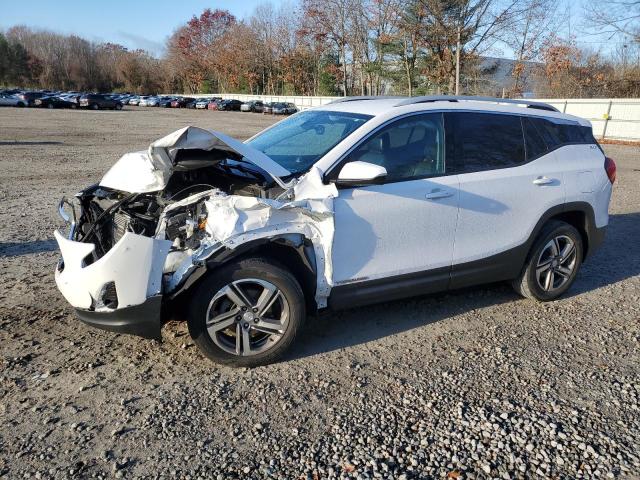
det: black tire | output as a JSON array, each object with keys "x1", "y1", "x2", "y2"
[
  {"x1": 187, "y1": 257, "x2": 306, "y2": 367},
  {"x1": 47, "y1": 103, "x2": 54, "y2": 109},
  {"x1": 115, "y1": 103, "x2": 122, "y2": 110},
  {"x1": 91, "y1": 103, "x2": 99, "y2": 110},
  {"x1": 512, "y1": 220, "x2": 583, "y2": 301},
  {"x1": 17, "y1": 102, "x2": 25, "y2": 108}
]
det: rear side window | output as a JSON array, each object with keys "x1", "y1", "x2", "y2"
[{"x1": 446, "y1": 112, "x2": 525, "y2": 173}]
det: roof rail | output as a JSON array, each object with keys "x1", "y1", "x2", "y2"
[
  {"x1": 394, "y1": 95, "x2": 559, "y2": 112},
  {"x1": 328, "y1": 95, "x2": 407, "y2": 104}
]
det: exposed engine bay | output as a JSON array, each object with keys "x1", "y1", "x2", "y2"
[
  {"x1": 55, "y1": 126, "x2": 337, "y2": 316},
  {"x1": 73, "y1": 160, "x2": 285, "y2": 260}
]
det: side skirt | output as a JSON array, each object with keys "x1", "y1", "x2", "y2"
[{"x1": 328, "y1": 245, "x2": 527, "y2": 311}]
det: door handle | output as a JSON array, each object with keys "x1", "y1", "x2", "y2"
[
  {"x1": 533, "y1": 176, "x2": 555, "y2": 186},
  {"x1": 425, "y1": 188, "x2": 454, "y2": 200}
]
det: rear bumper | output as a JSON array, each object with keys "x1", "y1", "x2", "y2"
[{"x1": 75, "y1": 295, "x2": 163, "y2": 340}]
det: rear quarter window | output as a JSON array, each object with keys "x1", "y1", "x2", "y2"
[{"x1": 528, "y1": 117, "x2": 597, "y2": 150}]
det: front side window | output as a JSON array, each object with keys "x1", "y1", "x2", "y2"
[
  {"x1": 446, "y1": 112, "x2": 525, "y2": 173},
  {"x1": 247, "y1": 110, "x2": 372, "y2": 175},
  {"x1": 342, "y1": 113, "x2": 445, "y2": 183}
]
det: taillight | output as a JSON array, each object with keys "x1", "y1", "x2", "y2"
[{"x1": 604, "y1": 157, "x2": 616, "y2": 184}]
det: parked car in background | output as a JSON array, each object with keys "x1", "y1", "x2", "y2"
[
  {"x1": 34, "y1": 95, "x2": 78, "y2": 109},
  {"x1": 195, "y1": 98, "x2": 212, "y2": 109},
  {"x1": 262, "y1": 102, "x2": 274, "y2": 114},
  {"x1": 217, "y1": 99, "x2": 243, "y2": 111},
  {"x1": 128, "y1": 96, "x2": 142, "y2": 106},
  {"x1": 241, "y1": 100, "x2": 264, "y2": 112},
  {"x1": 157, "y1": 96, "x2": 175, "y2": 108},
  {"x1": 138, "y1": 96, "x2": 156, "y2": 107},
  {"x1": 271, "y1": 102, "x2": 298, "y2": 115},
  {"x1": 59, "y1": 93, "x2": 81, "y2": 106},
  {"x1": 184, "y1": 98, "x2": 199, "y2": 109},
  {"x1": 0, "y1": 93, "x2": 26, "y2": 107},
  {"x1": 16, "y1": 91, "x2": 46, "y2": 107},
  {"x1": 207, "y1": 99, "x2": 222, "y2": 110},
  {"x1": 79, "y1": 94, "x2": 123, "y2": 110},
  {"x1": 0, "y1": 88, "x2": 22, "y2": 96},
  {"x1": 170, "y1": 97, "x2": 195, "y2": 108}
]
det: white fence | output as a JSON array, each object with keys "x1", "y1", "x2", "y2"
[
  {"x1": 190, "y1": 94, "x2": 640, "y2": 141},
  {"x1": 536, "y1": 98, "x2": 640, "y2": 141}
]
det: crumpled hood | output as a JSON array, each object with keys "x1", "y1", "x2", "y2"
[{"x1": 100, "y1": 126, "x2": 291, "y2": 193}]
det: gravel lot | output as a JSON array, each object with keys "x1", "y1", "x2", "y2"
[{"x1": 0, "y1": 106, "x2": 638, "y2": 479}]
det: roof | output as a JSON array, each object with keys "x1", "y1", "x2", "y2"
[{"x1": 316, "y1": 96, "x2": 589, "y2": 126}]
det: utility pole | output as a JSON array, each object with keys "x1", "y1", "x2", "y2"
[{"x1": 455, "y1": 24, "x2": 461, "y2": 95}]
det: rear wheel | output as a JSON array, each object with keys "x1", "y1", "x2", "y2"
[
  {"x1": 187, "y1": 257, "x2": 306, "y2": 367},
  {"x1": 91, "y1": 103, "x2": 99, "y2": 110},
  {"x1": 47, "y1": 103, "x2": 54, "y2": 109},
  {"x1": 512, "y1": 220, "x2": 583, "y2": 301}
]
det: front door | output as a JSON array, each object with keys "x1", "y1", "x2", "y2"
[{"x1": 330, "y1": 112, "x2": 459, "y2": 288}]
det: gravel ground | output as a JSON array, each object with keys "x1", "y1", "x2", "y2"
[{"x1": 0, "y1": 106, "x2": 638, "y2": 479}]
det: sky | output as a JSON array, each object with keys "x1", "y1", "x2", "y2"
[
  {"x1": 0, "y1": 0, "x2": 287, "y2": 57},
  {"x1": 0, "y1": 0, "x2": 629, "y2": 60}
]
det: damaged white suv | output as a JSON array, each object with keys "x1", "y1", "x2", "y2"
[{"x1": 55, "y1": 96, "x2": 615, "y2": 367}]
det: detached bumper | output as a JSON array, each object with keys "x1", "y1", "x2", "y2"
[{"x1": 75, "y1": 295, "x2": 163, "y2": 340}]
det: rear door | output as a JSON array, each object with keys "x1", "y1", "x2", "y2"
[{"x1": 446, "y1": 111, "x2": 566, "y2": 287}]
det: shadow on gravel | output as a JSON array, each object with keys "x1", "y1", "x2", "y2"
[
  {"x1": 569, "y1": 212, "x2": 640, "y2": 296},
  {"x1": 292, "y1": 285, "x2": 517, "y2": 360},
  {"x1": 0, "y1": 239, "x2": 58, "y2": 257},
  {"x1": 0, "y1": 141, "x2": 63, "y2": 146},
  {"x1": 291, "y1": 212, "x2": 640, "y2": 360}
]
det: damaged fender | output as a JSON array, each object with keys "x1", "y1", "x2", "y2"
[{"x1": 165, "y1": 166, "x2": 338, "y2": 308}]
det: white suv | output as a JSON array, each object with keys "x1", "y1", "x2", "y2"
[{"x1": 54, "y1": 96, "x2": 615, "y2": 367}]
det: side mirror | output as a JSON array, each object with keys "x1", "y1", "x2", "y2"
[{"x1": 336, "y1": 161, "x2": 387, "y2": 186}]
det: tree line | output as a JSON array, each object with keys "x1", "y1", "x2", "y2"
[{"x1": 1, "y1": 0, "x2": 639, "y2": 98}]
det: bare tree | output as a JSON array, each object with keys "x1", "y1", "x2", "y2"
[
  {"x1": 503, "y1": 0, "x2": 562, "y2": 96},
  {"x1": 302, "y1": 0, "x2": 354, "y2": 96},
  {"x1": 584, "y1": 0, "x2": 640, "y2": 42}
]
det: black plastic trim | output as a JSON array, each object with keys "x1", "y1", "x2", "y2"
[
  {"x1": 75, "y1": 295, "x2": 163, "y2": 341},
  {"x1": 329, "y1": 266, "x2": 450, "y2": 310}
]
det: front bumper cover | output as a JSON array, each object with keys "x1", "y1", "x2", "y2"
[
  {"x1": 75, "y1": 295, "x2": 163, "y2": 340},
  {"x1": 54, "y1": 229, "x2": 172, "y2": 340}
]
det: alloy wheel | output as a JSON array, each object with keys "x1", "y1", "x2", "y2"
[
  {"x1": 535, "y1": 235, "x2": 577, "y2": 292},
  {"x1": 205, "y1": 278, "x2": 289, "y2": 356}
]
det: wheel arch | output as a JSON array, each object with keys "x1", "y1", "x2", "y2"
[
  {"x1": 170, "y1": 234, "x2": 319, "y2": 317},
  {"x1": 538, "y1": 202, "x2": 598, "y2": 261}
]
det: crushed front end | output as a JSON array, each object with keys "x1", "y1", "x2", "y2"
[{"x1": 54, "y1": 126, "x2": 336, "y2": 341}]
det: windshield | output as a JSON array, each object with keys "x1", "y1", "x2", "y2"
[{"x1": 247, "y1": 110, "x2": 372, "y2": 175}]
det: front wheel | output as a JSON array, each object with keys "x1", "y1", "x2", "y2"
[
  {"x1": 187, "y1": 257, "x2": 306, "y2": 367},
  {"x1": 91, "y1": 103, "x2": 99, "y2": 110},
  {"x1": 512, "y1": 220, "x2": 583, "y2": 301}
]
